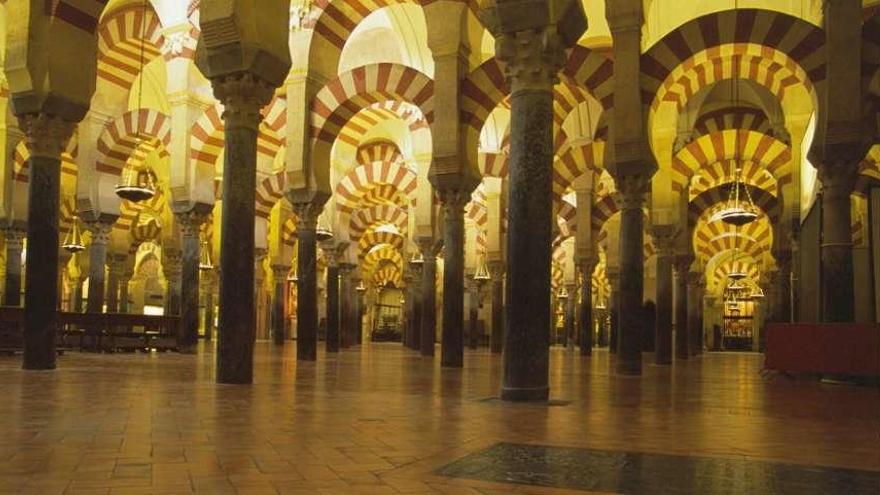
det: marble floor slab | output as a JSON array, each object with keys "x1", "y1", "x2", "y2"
[{"x1": 0, "y1": 343, "x2": 877, "y2": 494}]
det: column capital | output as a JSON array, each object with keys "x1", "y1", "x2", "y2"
[
  {"x1": 271, "y1": 264, "x2": 291, "y2": 279},
  {"x1": 651, "y1": 225, "x2": 678, "y2": 257},
  {"x1": 438, "y1": 188, "x2": 472, "y2": 215},
  {"x1": 576, "y1": 255, "x2": 597, "y2": 275},
  {"x1": 211, "y1": 73, "x2": 275, "y2": 131},
  {"x1": 339, "y1": 262, "x2": 356, "y2": 274},
  {"x1": 160, "y1": 24, "x2": 198, "y2": 60},
  {"x1": 495, "y1": 28, "x2": 567, "y2": 94},
  {"x1": 3, "y1": 228, "x2": 26, "y2": 248},
  {"x1": 687, "y1": 271, "x2": 704, "y2": 288},
  {"x1": 292, "y1": 202, "x2": 322, "y2": 230},
  {"x1": 417, "y1": 236, "x2": 442, "y2": 258},
  {"x1": 175, "y1": 210, "x2": 210, "y2": 238},
  {"x1": 86, "y1": 221, "x2": 115, "y2": 246},
  {"x1": 487, "y1": 260, "x2": 505, "y2": 279},
  {"x1": 614, "y1": 174, "x2": 650, "y2": 210},
  {"x1": 254, "y1": 248, "x2": 268, "y2": 262},
  {"x1": 163, "y1": 248, "x2": 183, "y2": 279},
  {"x1": 816, "y1": 162, "x2": 859, "y2": 200},
  {"x1": 17, "y1": 113, "x2": 76, "y2": 159},
  {"x1": 673, "y1": 255, "x2": 694, "y2": 274}
]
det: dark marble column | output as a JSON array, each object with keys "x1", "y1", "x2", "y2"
[
  {"x1": 418, "y1": 240, "x2": 436, "y2": 357},
  {"x1": 105, "y1": 254, "x2": 126, "y2": 313},
  {"x1": 71, "y1": 276, "x2": 84, "y2": 313},
  {"x1": 818, "y1": 165, "x2": 858, "y2": 322},
  {"x1": 439, "y1": 193, "x2": 468, "y2": 368},
  {"x1": 86, "y1": 221, "x2": 114, "y2": 314},
  {"x1": 292, "y1": 204, "x2": 321, "y2": 361},
  {"x1": 19, "y1": 115, "x2": 76, "y2": 369},
  {"x1": 213, "y1": 74, "x2": 273, "y2": 384},
  {"x1": 606, "y1": 267, "x2": 620, "y2": 351},
  {"x1": 118, "y1": 272, "x2": 132, "y2": 314},
  {"x1": 577, "y1": 258, "x2": 596, "y2": 356},
  {"x1": 687, "y1": 271, "x2": 704, "y2": 356},
  {"x1": 408, "y1": 261, "x2": 422, "y2": 351},
  {"x1": 498, "y1": 29, "x2": 562, "y2": 400},
  {"x1": 339, "y1": 263, "x2": 354, "y2": 348},
  {"x1": 3, "y1": 228, "x2": 25, "y2": 307},
  {"x1": 176, "y1": 211, "x2": 207, "y2": 352},
  {"x1": 614, "y1": 176, "x2": 649, "y2": 375},
  {"x1": 653, "y1": 234, "x2": 675, "y2": 365},
  {"x1": 488, "y1": 261, "x2": 504, "y2": 354},
  {"x1": 253, "y1": 249, "x2": 267, "y2": 340},
  {"x1": 674, "y1": 255, "x2": 692, "y2": 360},
  {"x1": 564, "y1": 284, "x2": 576, "y2": 349},
  {"x1": 324, "y1": 253, "x2": 340, "y2": 353},
  {"x1": 162, "y1": 247, "x2": 182, "y2": 317},
  {"x1": 270, "y1": 265, "x2": 289, "y2": 346},
  {"x1": 772, "y1": 250, "x2": 792, "y2": 323},
  {"x1": 203, "y1": 270, "x2": 216, "y2": 342},
  {"x1": 468, "y1": 278, "x2": 480, "y2": 350}
]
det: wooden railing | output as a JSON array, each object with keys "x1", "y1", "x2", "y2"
[{"x1": 0, "y1": 307, "x2": 180, "y2": 353}]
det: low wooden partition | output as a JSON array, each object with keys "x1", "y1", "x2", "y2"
[
  {"x1": 765, "y1": 323, "x2": 880, "y2": 377},
  {"x1": 0, "y1": 307, "x2": 180, "y2": 353}
]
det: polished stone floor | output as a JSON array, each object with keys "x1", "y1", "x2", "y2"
[{"x1": 0, "y1": 343, "x2": 878, "y2": 494}]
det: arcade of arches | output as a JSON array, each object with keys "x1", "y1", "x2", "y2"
[{"x1": 0, "y1": 0, "x2": 879, "y2": 492}]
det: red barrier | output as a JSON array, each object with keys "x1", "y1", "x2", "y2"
[{"x1": 765, "y1": 323, "x2": 880, "y2": 376}]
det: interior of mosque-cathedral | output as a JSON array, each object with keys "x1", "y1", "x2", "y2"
[{"x1": 0, "y1": 0, "x2": 879, "y2": 491}]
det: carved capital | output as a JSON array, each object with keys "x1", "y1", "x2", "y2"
[
  {"x1": 438, "y1": 189, "x2": 472, "y2": 216},
  {"x1": 254, "y1": 248, "x2": 268, "y2": 262},
  {"x1": 271, "y1": 265, "x2": 291, "y2": 279},
  {"x1": 212, "y1": 73, "x2": 274, "y2": 131},
  {"x1": 613, "y1": 174, "x2": 650, "y2": 210},
  {"x1": 817, "y1": 163, "x2": 858, "y2": 200},
  {"x1": 175, "y1": 211, "x2": 208, "y2": 239},
  {"x1": 161, "y1": 28, "x2": 198, "y2": 60},
  {"x1": 86, "y1": 221, "x2": 115, "y2": 246},
  {"x1": 673, "y1": 255, "x2": 694, "y2": 275},
  {"x1": 651, "y1": 226, "x2": 678, "y2": 258},
  {"x1": 17, "y1": 113, "x2": 76, "y2": 159},
  {"x1": 163, "y1": 248, "x2": 183, "y2": 278},
  {"x1": 4, "y1": 228, "x2": 26, "y2": 249},
  {"x1": 292, "y1": 202, "x2": 322, "y2": 231},
  {"x1": 496, "y1": 28, "x2": 566, "y2": 94},
  {"x1": 487, "y1": 260, "x2": 505, "y2": 280},
  {"x1": 339, "y1": 262, "x2": 356, "y2": 276}
]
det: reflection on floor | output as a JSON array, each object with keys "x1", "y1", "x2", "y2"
[
  {"x1": 0, "y1": 343, "x2": 877, "y2": 494},
  {"x1": 436, "y1": 442, "x2": 880, "y2": 494}
]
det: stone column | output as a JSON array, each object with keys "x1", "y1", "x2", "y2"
[
  {"x1": 687, "y1": 272, "x2": 704, "y2": 356},
  {"x1": 652, "y1": 231, "x2": 675, "y2": 365},
  {"x1": 606, "y1": 267, "x2": 620, "y2": 350},
  {"x1": 408, "y1": 260, "x2": 422, "y2": 351},
  {"x1": 203, "y1": 270, "x2": 217, "y2": 342},
  {"x1": 488, "y1": 261, "x2": 504, "y2": 354},
  {"x1": 418, "y1": 240, "x2": 437, "y2": 357},
  {"x1": 3, "y1": 228, "x2": 25, "y2": 307},
  {"x1": 270, "y1": 265, "x2": 290, "y2": 345},
  {"x1": 615, "y1": 176, "x2": 649, "y2": 374},
  {"x1": 339, "y1": 263, "x2": 355, "y2": 348},
  {"x1": 564, "y1": 284, "x2": 577, "y2": 349},
  {"x1": 438, "y1": 192, "x2": 469, "y2": 368},
  {"x1": 105, "y1": 254, "x2": 126, "y2": 313},
  {"x1": 19, "y1": 114, "x2": 76, "y2": 369},
  {"x1": 162, "y1": 247, "x2": 183, "y2": 317},
  {"x1": 468, "y1": 278, "x2": 480, "y2": 349},
  {"x1": 118, "y1": 270, "x2": 132, "y2": 314},
  {"x1": 818, "y1": 165, "x2": 858, "y2": 322},
  {"x1": 292, "y1": 204, "x2": 321, "y2": 361},
  {"x1": 176, "y1": 211, "x2": 208, "y2": 352},
  {"x1": 86, "y1": 221, "x2": 114, "y2": 314},
  {"x1": 209, "y1": 75, "x2": 274, "y2": 382},
  {"x1": 772, "y1": 250, "x2": 792, "y2": 323},
  {"x1": 577, "y1": 257, "x2": 596, "y2": 356},
  {"x1": 254, "y1": 249, "x2": 268, "y2": 340},
  {"x1": 71, "y1": 275, "x2": 84, "y2": 313},
  {"x1": 674, "y1": 255, "x2": 692, "y2": 360},
  {"x1": 401, "y1": 271, "x2": 412, "y2": 348},
  {"x1": 323, "y1": 249, "x2": 340, "y2": 353},
  {"x1": 497, "y1": 26, "x2": 565, "y2": 399}
]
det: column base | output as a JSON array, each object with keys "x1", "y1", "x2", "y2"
[
  {"x1": 655, "y1": 356, "x2": 672, "y2": 365},
  {"x1": 501, "y1": 386, "x2": 549, "y2": 402},
  {"x1": 22, "y1": 362, "x2": 57, "y2": 371},
  {"x1": 615, "y1": 360, "x2": 642, "y2": 376}
]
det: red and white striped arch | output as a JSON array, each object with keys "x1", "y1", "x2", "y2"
[
  {"x1": 96, "y1": 109, "x2": 172, "y2": 175},
  {"x1": 641, "y1": 9, "x2": 826, "y2": 110},
  {"x1": 97, "y1": 6, "x2": 164, "y2": 91},
  {"x1": 688, "y1": 184, "x2": 781, "y2": 230},
  {"x1": 255, "y1": 171, "x2": 287, "y2": 219},
  {"x1": 362, "y1": 245, "x2": 403, "y2": 272},
  {"x1": 693, "y1": 215, "x2": 772, "y2": 264},
  {"x1": 337, "y1": 101, "x2": 428, "y2": 148},
  {"x1": 671, "y1": 130, "x2": 791, "y2": 192},
  {"x1": 553, "y1": 140, "x2": 605, "y2": 200},
  {"x1": 335, "y1": 151, "x2": 417, "y2": 214},
  {"x1": 349, "y1": 204, "x2": 408, "y2": 241},
  {"x1": 359, "y1": 230, "x2": 404, "y2": 255},
  {"x1": 693, "y1": 105, "x2": 772, "y2": 137}
]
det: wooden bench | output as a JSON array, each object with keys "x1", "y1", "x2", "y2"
[
  {"x1": 765, "y1": 323, "x2": 880, "y2": 377},
  {"x1": 0, "y1": 307, "x2": 180, "y2": 354}
]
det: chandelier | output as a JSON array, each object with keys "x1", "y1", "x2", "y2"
[
  {"x1": 714, "y1": 165, "x2": 759, "y2": 226},
  {"x1": 315, "y1": 213, "x2": 334, "y2": 241},
  {"x1": 116, "y1": 0, "x2": 157, "y2": 203},
  {"x1": 198, "y1": 240, "x2": 213, "y2": 271},
  {"x1": 409, "y1": 251, "x2": 424, "y2": 266},
  {"x1": 474, "y1": 254, "x2": 491, "y2": 282},
  {"x1": 62, "y1": 216, "x2": 86, "y2": 253},
  {"x1": 557, "y1": 286, "x2": 569, "y2": 300},
  {"x1": 287, "y1": 259, "x2": 299, "y2": 282},
  {"x1": 356, "y1": 280, "x2": 367, "y2": 293}
]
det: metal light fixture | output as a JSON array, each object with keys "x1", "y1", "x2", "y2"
[
  {"x1": 557, "y1": 286, "x2": 569, "y2": 300},
  {"x1": 315, "y1": 213, "x2": 334, "y2": 242},
  {"x1": 474, "y1": 255, "x2": 491, "y2": 282},
  {"x1": 62, "y1": 216, "x2": 86, "y2": 253},
  {"x1": 596, "y1": 300, "x2": 607, "y2": 310},
  {"x1": 116, "y1": 0, "x2": 157, "y2": 204},
  {"x1": 409, "y1": 251, "x2": 424, "y2": 266},
  {"x1": 714, "y1": 166, "x2": 759, "y2": 226},
  {"x1": 727, "y1": 270, "x2": 747, "y2": 281},
  {"x1": 198, "y1": 241, "x2": 213, "y2": 271},
  {"x1": 356, "y1": 280, "x2": 366, "y2": 293}
]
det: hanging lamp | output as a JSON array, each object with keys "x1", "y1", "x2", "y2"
[
  {"x1": 287, "y1": 259, "x2": 299, "y2": 282},
  {"x1": 62, "y1": 216, "x2": 86, "y2": 253},
  {"x1": 115, "y1": 0, "x2": 157, "y2": 203},
  {"x1": 557, "y1": 286, "x2": 569, "y2": 300},
  {"x1": 356, "y1": 280, "x2": 367, "y2": 293},
  {"x1": 198, "y1": 241, "x2": 214, "y2": 270},
  {"x1": 409, "y1": 251, "x2": 424, "y2": 266},
  {"x1": 315, "y1": 213, "x2": 334, "y2": 241},
  {"x1": 474, "y1": 254, "x2": 491, "y2": 282}
]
